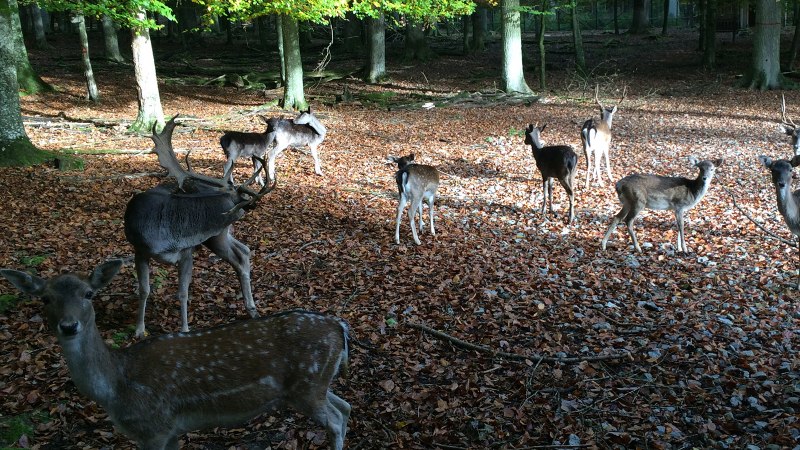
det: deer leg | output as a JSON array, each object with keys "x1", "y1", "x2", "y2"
[
  {"x1": 267, "y1": 142, "x2": 288, "y2": 181},
  {"x1": 603, "y1": 149, "x2": 614, "y2": 183},
  {"x1": 395, "y1": 193, "x2": 407, "y2": 244},
  {"x1": 309, "y1": 144, "x2": 324, "y2": 176},
  {"x1": 427, "y1": 194, "x2": 436, "y2": 237},
  {"x1": 548, "y1": 178, "x2": 554, "y2": 215},
  {"x1": 410, "y1": 196, "x2": 424, "y2": 245},
  {"x1": 204, "y1": 232, "x2": 258, "y2": 318},
  {"x1": 134, "y1": 254, "x2": 151, "y2": 338},
  {"x1": 558, "y1": 177, "x2": 574, "y2": 224},
  {"x1": 594, "y1": 147, "x2": 604, "y2": 186},
  {"x1": 176, "y1": 249, "x2": 195, "y2": 333},
  {"x1": 625, "y1": 205, "x2": 645, "y2": 253},
  {"x1": 675, "y1": 211, "x2": 686, "y2": 253},
  {"x1": 222, "y1": 148, "x2": 238, "y2": 184},
  {"x1": 601, "y1": 208, "x2": 626, "y2": 250},
  {"x1": 326, "y1": 391, "x2": 351, "y2": 450},
  {"x1": 417, "y1": 200, "x2": 425, "y2": 231},
  {"x1": 583, "y1": 146, "x2": 592, "y2": 189},
  {"x1": 251, "y1": 156, "x2": 265, "y2": 187}
]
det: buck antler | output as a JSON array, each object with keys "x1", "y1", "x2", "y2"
[
  {"x1": 618, "y1": 85, "x2": 628, "y2": 106},
  {"x1": 151, "y1": 115, "x2": 231, "y2": 190},
  {"x1": 782, "y1": 94, "x2": 797, "y2": 128},
  {"x1": 225, "y1": 156, "x2": 277, "y2": 217},
  {"x1": 594, "y1": 84, "x2": 603, "y2": 109}
]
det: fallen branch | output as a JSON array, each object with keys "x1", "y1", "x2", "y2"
[
  {"x1": 407, "y1": 322, "x2": 633, "y2": 364},
  {"x1": 721, "y1": 185, "x2": 796, "y2": 246}
]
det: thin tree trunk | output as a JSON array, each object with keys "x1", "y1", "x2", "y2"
[
  {"x1": 257, "y1": 16, "x2": 269, "y2": 50},
  {"x1": 277, "y1": 14, "x2": 285, "y2": 84},
  {"x1": 462, "y1": 14, "x2": 471, "y2": 54},
  {"x1": 698, "y1": 0, "x2": 706, "y2": 50},
  {"x1": 614, "y1": 0, "x2": 620, "y2": 34},
  {"x1": 30, "y1": 3, "x2": 47, "y2": 49},
  {"x1": 702, "y1": 0, "x2": 716, "y2": 69},
  {"x1": 743, "y1": 0, "x2": 783, "y2": 89},
  {"x1": 75, "y1": 14, "x2": 99, "y2": 102},
  {"x1": 101, "y1": 15, "x2": 125, "y2": 62},
  {"x1": 501, "y1": 0, "x2": 533, "y2": 94},
  {"x1": 129, "y1": 9, "x2": 164, "y2": 132},
  {"x1": 662, "y1": 0, "x2": 670, "y2": 35},
  {"x1": 342, "y1": 13, "x2": 362, "y2": 53},
  {"x1": 280, "y1": 14, "x2": 307, "y2": 111},
  {"x1": 538, "y1": 3, "x2": 546, "y2": 91},
  {"x1": 9, "y1": 0, "x2": 50, "y2": 94},
  {"x1": 472, "y1": 6, "x2": 487, "y2": 51},
  {"x1": 404, "y1": 20, "x2": 431, "y2": 61},
  {"x1": 364, "y1": 14, "x2": 385, "y2": 83},
  {"x1": 790, "y1": 0, "x2": 800, "y2": 69},
  {"x1": 572, "y1": 3, "x2": 586, "y2": 75},
  {"x1": 630, "y1": 0, "x2": 650, "y2": 34}
]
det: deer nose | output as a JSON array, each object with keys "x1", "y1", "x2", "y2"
[{"x1": 58, "y1": 320, "x2": 81, "y2": 336}]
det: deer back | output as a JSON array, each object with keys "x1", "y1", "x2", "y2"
[
  {"x1": 220, "y1": 131, "x2": 274, "y2": 159},
  {"x1": 268, "y1": 118, "x2": 325, "y2": 148},
  {"x1": 396, "y1": 164, "x2": 439, "y2": 197},
  {"x1": 616, "y1": 159, "x2": 721, "y2": 211},
  {"x1": 124, "y1": 181, "x2": 243, "y2": 259}
]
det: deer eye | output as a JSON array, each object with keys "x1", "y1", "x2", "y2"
[{"x1": 84, "y1": 290, "x2": 94, "y2": 300}]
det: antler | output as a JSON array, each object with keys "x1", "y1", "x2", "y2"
[
  {"x1": 782, "y1": 94, "x2": 797, "y2": 128},
  {"x1": 151, "y1": 115, "x2": 231, "y2": 190},
  {"x1": 225, "y1": 156, "x2": 277, "y2": 217},
  {"x1": 618, "y1": 85, "x2": 628, "y2": 106},
  {"x1": 594, "y1": 84, "x2": 603, "y2": 108}
]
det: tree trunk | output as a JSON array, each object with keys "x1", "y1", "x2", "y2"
[
  {"x1": 614, "y1": 0, "x2": 620, "y2": 34},
  {"x1": 462, "y1": 14, "x2": 471, "y2": 54},
  {"x1": 790, "y1": 0, "x2": 800, "y2": 70},
  {"x1": 280, "y1": 14, "x2": 307, "y2": 111},
  {"x1": 404, "y1": 20, "x2": 432, "y2": 61},
  {"x1": 277, "y1": 14, "x2": 285, "y2": 84},
  {"x1": 101, "y1": 15, "x2": 125, "y2": 62},
  {"x1": 629, "y1": 0, "x2": 650, "y2": 34},
  {"x1": 662, "y1": 0, "x2": 670, "y2": 35},
  {"x1": 698, "y1": 0, "x2": 706, "y2": 50},
  {"x1": 702, "y1": 0, "x2": 716, "y2": 69},
  {"x1": 0, "y1": 0, "x2": 43, "y2": 165},
  {"x1": 472, "y1": 6, "x2": 487, "y2": 51},
  {"x1": 538, "y1": 2, "x2": 546, "y2": 91},
  {"x1": 9, "y1": 0, "x2": 50, "y2": 94},
  {"x1": 257, "y1": 16, "x2": 270, "y2": 50},
  {"x1": 75, "y1": 14, "x2": 99, "y2": 102},
  {"x1": 501, "y1": 0, "x2": 533, "y2": 94},
  {"x1": 572, "y1": 3, "x2": 586, "y2": 75},
  {"x1": 364, "y1": 14, "x2": 385, "y2": 83},
  {"x1": 743, "y1": 0, "x2": 783, "y2": 89},
  {"x1": 30, "y1": 3, "x2": 47, "y2": 49},
  {"x1": 342, "y1": 13, "x2": 362, "y2": 53},
  {"x1": 129, "y1": 10, "x2": 164, "y2": 132}
]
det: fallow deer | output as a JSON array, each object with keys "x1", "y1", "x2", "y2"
[
  {"x1": 390, "y1": 154, "x2": 440, "y2": 245},
  {"x1": 581, "y1": 85, "x2": 627, "y2": 188},
  {"x1": 524, "y1": 124, "x2": 578, "y2": 224}
]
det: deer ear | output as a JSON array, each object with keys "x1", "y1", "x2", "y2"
[
  {"x1": 758, "y1": 155, "x2": 773, "y2": 168},
  {"x1": 0, "y1": 269, "x2": 47, "y2": 296},
  {"x1": 688, "y1": 156, "x2": 699, "y2": 167},
  {"x1": 89, "y1": 260, "x2": 123, "y2": 291},
  {"x1": 713, "y1": 158, "x2": 724, "y2": 168},
  {"x1": 408, "y1": 154, "x2": 416, "y2": 161},
  {"x1": 539, "y1": 123, "x2": 547, "y2": 132},
  {"x1": 791, "y1": 155, "x2": 800, "y2": 167},
  {"x1": 779, "y1": 124, "x2": 795, "y2": 135},
  {"x1": 611, "y1": 105, "x2": 618, "y2": 114}
]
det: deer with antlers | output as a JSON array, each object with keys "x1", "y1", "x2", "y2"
[
  {"x1": 581, "y1": 85, "x2": 627, "y2": 188},
  {"x1": 779, "y1": 94, "x2": 800, "y2": 157},
  {"x1": 124, "y1": 116, "x2": 276, "y2": 337}
]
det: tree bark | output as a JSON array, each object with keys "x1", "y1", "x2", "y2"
[
  {"x1": 472, "y1": 6, "x2": 487, "y2": 51},
  {"x1": 538, "y1": 0, "x2": 547, "y2": 90},
  {"x1": 571, "y1": 2, "x2": 586, "y2": 75},
  {"x1": 364, "y1": 14, "x2": 385, "y2": 83},
  {"x1": 257, "y1": 16, "x2": 270, "y2": 50},
  {"x1": 702, "y1": 0, "x2": 716, "y2": 69},
  {"x1": 101, "y1": 15, "x2": 125, "y2": 62},
  {"x1": 501, "y1": 0, "x2": 533, "y2": 94},
  {"x1": 629, "y1": 0, "x2": 650, "y2": 34},
  {"x1": 280, "y1": 14, "x2": 307, "y2": 111},
  {"x1": 404, "y1": 20, "x2": 432, "y2": 61},
  {"x1": 277, "y1": 14, "x2": 285, "y2": 83},
  {"x1": 9, "y1": 0, "x2": 50, "y2": 94},
  {"x1": 30, "y1": 3, "x2": 47, "y2": 49},
  {"x1": 743, "y1": 0, "x2": 783, "y2": 89},
  {"x1": 0, "y1": 0, "x2": 43, "y2": 165},
  {"x1": 75, "y1": 14, "x2": 99, "y2": 102},
  {"x1": 790, "y1": 0, "x2": 800, "y2": 70},
  {"x1": 462, "y1": 14, "x2": 471, "y2": 54},
  {"x1": 129, "y1": 10, "x2": 164, "y2": 132},
  {"x1": 342, "y1": 13, "x2": 362, "y2": 53},
  {"x1": 613, "y1": 0, "x2": 620, "y2": 34}
]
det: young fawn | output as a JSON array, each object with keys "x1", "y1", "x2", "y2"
[
  {"x1": 524, "y1": 124, "x2": 578, "y2": 224},
  {"x1": 390, "y1": 154, "x2": 440, "y2": 245},
  {"x1": 0, "y1": 260, "x2": 351, "y2": 450},
  {"x1": 601, "y1": 157, "x2": 723, "y2": 253}
]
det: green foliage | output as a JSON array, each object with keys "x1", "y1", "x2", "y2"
[
  {"x1": 18, "y1": 253, "x2": 48, "y2": 268},
  {"x1": 0, "y1": 411, "x2": 50, "y2": 447},
  {"x1": 109, "y1": 326, "x2": 137, "y2": 349},
  {"x1": 508, "y1": 127, "x2": 524, "y2": 137},
  {"x1": 0, "y1": 293, "x2": 18, "y2": 314},
  {"x1": 42, "y1": 0, "x2": 175, "y2": 29}
]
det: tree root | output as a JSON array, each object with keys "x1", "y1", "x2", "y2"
[{"x1": 407, "y1": 322, "x2": 633, "y2": 365}]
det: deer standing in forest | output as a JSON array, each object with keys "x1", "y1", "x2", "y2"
[
  {"x1": 125, "y1": 116, "x2": 276, "y2": 337},
  {"x1": 524, "y1": 124, "x2": 578, "y2": 224},
  {"x1": 581, "y1": 85, "x2": 627, "y2": 188},
  {"x1": 601, "y1": 157, "x2": 723, "y2": 253},
  {"x1": 0, "y1": 260, "x2": 351, "y2": 449},
  {"x1": 758, "y1": 155, "x2": 800, "y2": 286},
  {"x1": 779, "y1": 94, "x2": 800, "y2": 156},
  {"x1": 390, "y1": 154, "x2": 440, "y2": 245},
  {"x1": 221, "y1": 109, "x2": 326, "y2": 185}
]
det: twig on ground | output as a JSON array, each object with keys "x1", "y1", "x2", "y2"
[
  {"x1": 721, "y1": 185, "x2": 796, "y2": 246},
  {"x1": 407, "y1": 322, "x2": 633, "y2": 364}
]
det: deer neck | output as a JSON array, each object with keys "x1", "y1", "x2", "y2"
[
  {"x1": 305, "y1": 116, "x2": 327, "y2": 137},
  {"x1": 687, "y1": 171, "x2": 714, "y2": 205},
  {"x1": 775, "y1": 185, "x2": 800, "y2": 227},
  {"x1": 58, "y1": 322, "x2": 124, "y2": 407}
]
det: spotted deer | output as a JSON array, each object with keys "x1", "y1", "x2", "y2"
[
  {"x1": 125, "y1": 116, "x2": 276, "y2": 337},
  {"x1": 601, "y1": 157, "x2": 723, "y2": 253},
  {"x1": 0, "y1": 259, "x2": 351, "y2": 450},
  {"x1": 524, "y1": 124, "x2": 578, "y2": 224},
  {"x1": 581, "y1": 85, "x2": 627, "y2": 188},
  {"x1": 390, "y1": 154, "x2": 440, "y2": 245}
]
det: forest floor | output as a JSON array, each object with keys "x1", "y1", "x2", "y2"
[{"x1": 1, "y1": 28, "x2": 799, "y2": 449}]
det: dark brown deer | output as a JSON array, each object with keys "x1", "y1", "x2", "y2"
[
  {"x1": 221, "y1": 109, "x2": 326, "y2": 185},
  {"x1": 0, "y1": 260, "x2": 350, "y2": 449},
  {"x1": 581, "y1": 85, "x2": 627, "y2": 188},
  {"x1": 390, "y1": 154, "x2": 440, "y2": 245},
  {"x1": 125, "y1": 116, "x2": 276, "y2": 337},
  {"x1": 524, "y1": 124, "x2": 578, "y2": 224},
  {"x1": 601, "y1": 157, "x2": 723, "y2": 253}
]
